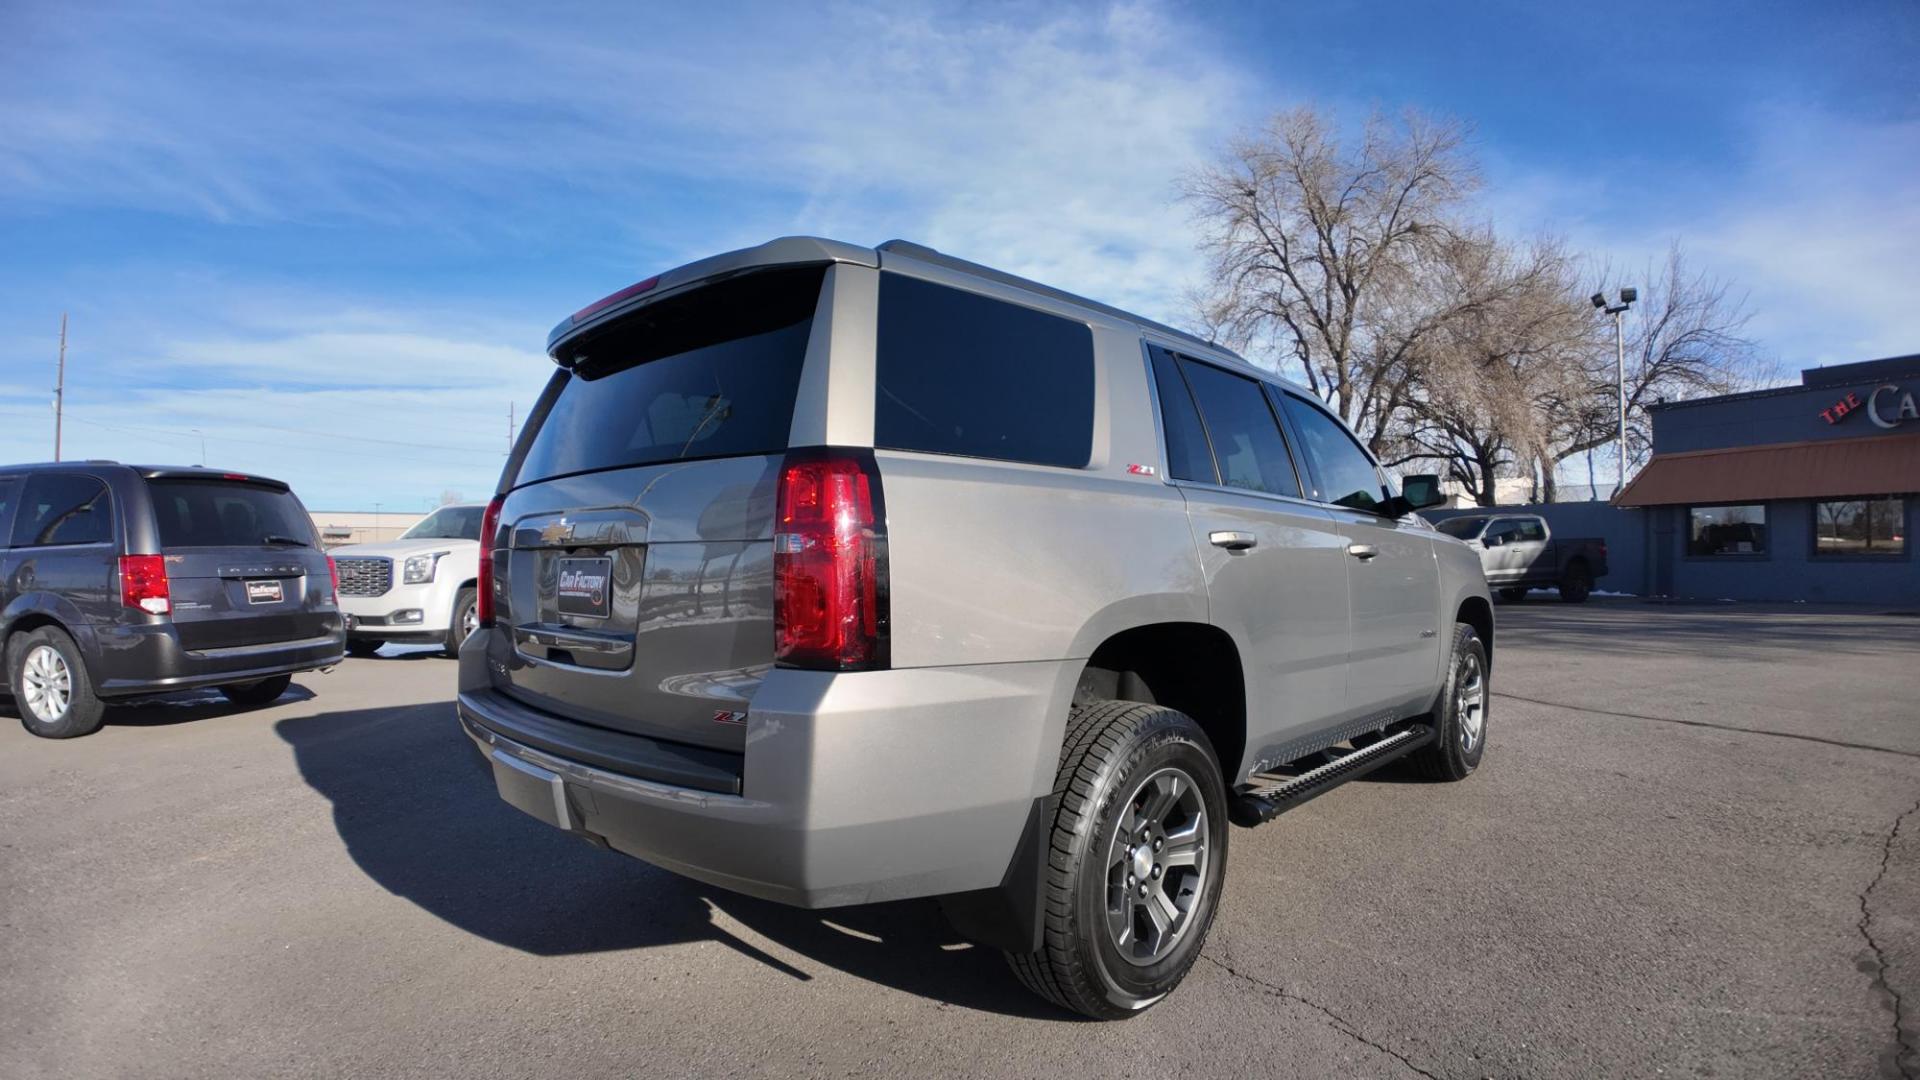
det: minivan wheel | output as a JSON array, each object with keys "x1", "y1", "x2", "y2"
[
  {"x1": 444, "y1": 587, "x2": 478, "y2": 658},
  {"x1": 9, "y1": 627, "x2": 106, "y2": 739},
  {"x1": 1007, "y1": 699, "x2": 1228, "y2": 1020},
  {"x1": 217, "y1": 673, "x2": 292, "y2": 707},
  {"x1": 1405, "y1": 623, "x2": 1488, "y2": 782}
]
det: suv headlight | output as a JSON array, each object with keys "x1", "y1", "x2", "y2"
[{"x1": 402, "y1": 551, "x2": 449, "y2": 584}]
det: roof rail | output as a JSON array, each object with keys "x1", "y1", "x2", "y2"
[{"x1": 875, "y1": 240, "x2": 1237, "y2": 360}]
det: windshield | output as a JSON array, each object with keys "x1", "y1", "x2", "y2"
[
  {"x1": 402, "y1": 505, "x2": 484, "y2": 541},
  {"x1": 1435, "y1": 517, "x2": 1487, "y2": 539},
  {"x1": 150, "y1": 480, "x2": 315, "y2": 547}
]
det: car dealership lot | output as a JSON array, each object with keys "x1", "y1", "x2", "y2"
[{"x1": 2, "y1": 604, "x2": 1915, "y2": 1079}]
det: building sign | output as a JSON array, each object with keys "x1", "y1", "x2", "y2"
[
  {"x1": 1868, "y1": 384, "x2": 1918, "y2": 429},
  {"x1": 1820, "y1": 384, "x2": 1917, "y2": 428}
]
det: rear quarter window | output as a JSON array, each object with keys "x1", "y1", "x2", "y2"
[
  {"x1": 12, "y1": 473, "x2": 114, "y2": 547},
  {"x1": 518, "y1": 267, "x2": 826, "y2": 485},
  {"x1": 874, "y1": 273, "x2": 1095, "y2": 469}
]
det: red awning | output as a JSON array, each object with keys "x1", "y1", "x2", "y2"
[{"x1": 1615, "y1": 431, "x2": 1920, "y2": 506}]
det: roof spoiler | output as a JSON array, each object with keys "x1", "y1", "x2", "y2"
[{"x1": 138, "y1": 467, "x2": 290, "y2": 491}]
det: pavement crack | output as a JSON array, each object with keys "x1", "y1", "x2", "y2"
[
  {"x1": 1494, "y1": 691, "x2": 1920, "y2": 760},
  {"x1": 1199, "y1": 952, "x2": 1442, "y2": 1080},
  {"x1": 1859, "y1": 796, "x2": 1920, "y2": 1080}
]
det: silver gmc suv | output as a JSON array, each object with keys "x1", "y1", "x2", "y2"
[{"x1": 458, "y1": 237, "x2": 1493, "y2": 1019}]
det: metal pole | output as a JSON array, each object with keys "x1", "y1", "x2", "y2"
[
  {"x1": 1614, "y1": 308, "x2": 1626, "y2": 497},
  {"x1": 54, "y1": 313, "x2": 67, "y2": 462}
]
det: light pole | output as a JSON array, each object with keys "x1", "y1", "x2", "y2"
[
  {"x1": 191, "y1": 428, "x2": 206, "y2": 466},
  {"x1": 1591, "y1": 287, "x2": 1637, "y2": 496}
]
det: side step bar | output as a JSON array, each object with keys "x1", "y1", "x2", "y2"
[{"x1": 1228, "y1": 724, "x2": 1435, "y2": 827}]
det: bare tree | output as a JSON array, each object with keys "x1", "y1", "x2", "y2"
[
  {"x1": 1407, "y1": 236, "x2": 1598, "y2": 504},
  {"x1": 1185, "y1": 107, "x2": 1491, "y2": 459},
  {"x1": 1540, "y1": 247, "x2": 1771, "y2": 497}
]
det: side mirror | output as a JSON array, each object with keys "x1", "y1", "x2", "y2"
[
  {"x1": 1483, "y1": 532, "x2": 1504, "y2": 547},
  {"x1": 1381, "y1": 473, "x2": 1446, "y2": 518},
  {"x1": 1399, "y1": 474, "x2": 1445, "y2": 511}
]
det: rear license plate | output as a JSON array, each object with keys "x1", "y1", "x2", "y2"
[
  {"x1": 246, "y1": 579, "x2": 285, "y2": 605},
  {"x1": 556, "y1": 556, "x2": 612, "y2": 619}
]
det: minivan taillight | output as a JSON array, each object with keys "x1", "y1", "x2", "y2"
[
  {"x1": 477, "y1": 494, "x2": 505, "y2": 627},
  {"x1": 774, "y1": 449, "x2": 888, "y2": 670},
  {"x1": 119, "y1": 555, "x2": 171, "y2": 616}
]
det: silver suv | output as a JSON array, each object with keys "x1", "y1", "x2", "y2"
[{"x1": 458, "y1": 237, "x2": 1493, "y2": 1018}]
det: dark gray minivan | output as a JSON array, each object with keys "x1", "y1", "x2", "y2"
[{"x1": 0, "y1": 462, "x2": 346, "y2": 738}]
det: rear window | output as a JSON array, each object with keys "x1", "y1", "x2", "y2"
[
  {"x1": 519, "y1": 267, "x2": 826, "y2": 485},
  {"x1": 874, "y1": 273, "x2": 1095, "y2": 469},
  {"x1": 149, "y1": 481, "x2": 315, "y2": 547}
]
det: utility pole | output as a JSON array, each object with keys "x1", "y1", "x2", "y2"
[
  {"x1": 53, "y1": 313, "x2": 67, "y2": 462},
  {"x1": 507, "y1": 402, "x2": 515, "y2": 454},
  {"x1": 1590, "y1": 288, "x2": 1638, "y2": 496}
]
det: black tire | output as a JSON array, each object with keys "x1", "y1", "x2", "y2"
[
  {"x1": 1496, "y1": 587, "x2": 1528, "y2": 603},
  {"x1": 1558, "y1": 562, "x2": 1593, "y2": 603},
  {"x1": 8, "y1": 626, "x2": 106, "y2": 739},
  {"x1": 1406, "y1": 623, "x2": 1488, "y2": 782},
  {"x1": 217, "y1": 673, "x2": 292, "y2": 707},
  {"x1": 444, "y1": 587, "x2": 478, "y2": 658},
  {"x1": 1007, "y1": 700, "x2": 1229, "y2": 1020},
  {"x1": 345, "y1": 638, "x2": 383, "y2": 658}
]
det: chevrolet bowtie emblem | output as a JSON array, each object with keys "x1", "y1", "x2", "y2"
[{"x1": 540, "y1": 519, "x2": 574, "y2": 545}]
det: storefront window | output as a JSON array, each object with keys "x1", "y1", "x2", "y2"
[
  {"x1": 1814, "y1": 497, "x2": 1906, "y2": 556},
  {"x1": 1688, "y1": 504, "x2": 1767, "y2": 556}
]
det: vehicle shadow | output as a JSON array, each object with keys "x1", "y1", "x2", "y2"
[
  {"x1": 274, "y1": 704, "x2": 1071, "y2": 1020},
  {"x1": 0, "y1": 682, "x2": 319, "y2": 728}
]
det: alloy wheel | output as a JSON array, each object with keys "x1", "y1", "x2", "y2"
[
  {"x1": 1105, "y1": 767, "x2": 1209, "y2": 965},
  {"x1": 1456, "y1": 651, "x2": 1486, "y2": 752},
  {"x1": 21, "y1": 645, "x2": 73, "y2": 723}
]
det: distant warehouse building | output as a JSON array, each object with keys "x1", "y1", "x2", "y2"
[
  {"x1": 1616, "y1": 353, "x2": 1920, "y2": 605},
  {"x1": 308, "y1": 509, "x2": 426, "y2": 549}
]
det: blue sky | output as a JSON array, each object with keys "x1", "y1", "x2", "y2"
[{"x1": 2, "y1": 0, "x2": 1915, "y2": 508}]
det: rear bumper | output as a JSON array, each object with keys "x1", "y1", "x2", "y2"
[
  {"x1": 457, "y1": 639, "x2": 1076, "y2": 909},
  {"x1": 92, "y1": 622, "x2": 345, "y2": 697}
]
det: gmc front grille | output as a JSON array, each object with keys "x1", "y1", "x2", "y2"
[{"x1": 334, "y1": 557, "x2": 392, "y2": 597}]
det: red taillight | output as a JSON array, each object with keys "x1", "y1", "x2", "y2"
[
  {"x1": 119, "y1": 554, "x2": 171, "y2": 616},
  {"x1": 477, "y1": 494, "x2": 505, "y2": 627},
  {"x1": 327, "y1": 556, "x2": 340, "y2": 603},
  {"x1": 571, "y1": 275, "x2": 660, "y2": 324},
  {"x1": 773, "y1": 449, "x2": 888, "y2": 670}
]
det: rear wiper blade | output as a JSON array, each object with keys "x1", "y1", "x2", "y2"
[{"x1": 261, "y1": 534, "x2": 312, "y2": 547}]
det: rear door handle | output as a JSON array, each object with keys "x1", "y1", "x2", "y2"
[
  {"x1": 1209, "y1": 530, "x2": 1258, "y2": 551},
  {"x1": 1347, "y1": 543, "x2": 1379, "y2": 560}
]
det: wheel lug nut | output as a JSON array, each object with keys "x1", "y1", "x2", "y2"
[
  {"x1": 1138, "y1": 884, "x2": 1148, "y2": 898},
  {"x1": 1153, "y1": 839, "x2": 1162, "y2": 851},
  {"x1": 1127, "y1": 873, "x2": 1136, "y2": 885},
  {"x1": 1152, "y1": 865, "x2": 1162, "y2": 879}
]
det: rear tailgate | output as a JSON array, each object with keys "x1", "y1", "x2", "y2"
[
  {"x1": 146, "y1": 477, "x2": 335, "y2": 650},
  {"x1": 488, "y1": 264, "x2": 826, "y2": 755}
]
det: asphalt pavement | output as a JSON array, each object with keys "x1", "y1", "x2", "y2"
[{"x1": 2, "y1": 602, "x2": 1915, "y2": 1079}]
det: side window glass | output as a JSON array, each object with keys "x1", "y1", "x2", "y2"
[
  {"x1": 1178, "y1": 359, "x2": 1301, "y2": 498},
  {"x1": 0, "y1": 476, "x2": 19, "y2": 547},
  {"x1": 1148, "y1": 348, "x2": 1217, "y2": 483},
  {"x1": 1280, "y1": 395, "x2": 1387, "y2": 512},
  {"x1": 12, "y1": 474, "x2": 114, "y2": 547},
  {"x1": 1521, "y1": 520, "x2": 1547, "y2": 542}
]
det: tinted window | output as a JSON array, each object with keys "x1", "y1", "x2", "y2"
[
  {"x1": 0, "y1": 476, "x2": 19, "y2": 547},
  {"x1": 402, "y1": 506, "x2": 484, "y2": 541},
  {"x1": 519, "y1": 267, "x2": 825, "y2": 484},
  {"x1": 1149, "y1": 349, "x2": 1216, "y2": 483},
  {"x1": 1518, "y1": 519, "x2": 1547, "y2": 542},
  {"x1": 13, "y1": 473, "x2": 114, "y2": 547},
  {"x1": 1435, "y1": 517, "x2": 1487, "y2": 539},
  {"x1": 875, "y1": 274, "x2": 1094, "y2": 468},
  {"x1": 149, "y1": 481, "x2": 315, "y2": 547},
  {"x1": 1688, "y1": 504, "x2": 1766, "y2": 556},
  {"x1": 1815, "y1": 497, "x2": 1904, "y2": 556},
  {"x1": 1179, "y1": 360, "x2": 1300, "y2": 498},
  {"x1": 1281, "y1": 395, "x2": 1387, "y2": 511}
]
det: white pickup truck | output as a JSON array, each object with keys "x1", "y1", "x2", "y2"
[{"x1": 330, "y1": 504, "x2": 484, "y2": 657}]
